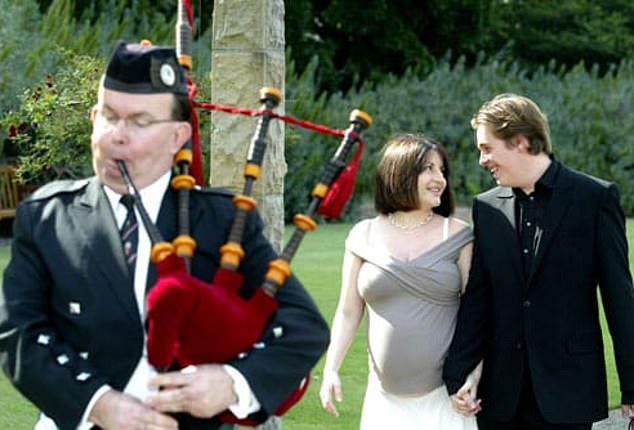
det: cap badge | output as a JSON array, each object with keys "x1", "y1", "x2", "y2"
[{"x1": 159, "y1": 63, "x2": 176, "y2": 87}]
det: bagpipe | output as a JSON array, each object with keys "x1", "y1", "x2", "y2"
[{"x1": 118, "y1": 1, "x2": 372, "y2": 426}]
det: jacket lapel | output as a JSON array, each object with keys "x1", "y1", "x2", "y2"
[
  {"x1": 491, "y1": 187, "x2": 526, "y2": 285},
  {"x1": 494, "y1": 187, "x2": 517, "y2": 231},
  {"x1": 72, "y1": 178, "x2": 140, "y2": 321}
]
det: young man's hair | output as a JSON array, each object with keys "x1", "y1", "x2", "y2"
[
  {"x1": 471, "y1": 93, "x2": 552, "y2": 155},
  {"x1": 374, "y1": 132, "x2": 455, "y2": 216}
]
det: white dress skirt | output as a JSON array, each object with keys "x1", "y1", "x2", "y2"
[{"x1": 360, "y1": 367, "x2": 478, "y2": 430}]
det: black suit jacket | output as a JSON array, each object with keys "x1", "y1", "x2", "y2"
[
  {"x1": 443, "y1": 161, "x2": 634, "y2": 423},
  {"x1": 0, "y1": 177, "x2": 329, "y2": 429}
]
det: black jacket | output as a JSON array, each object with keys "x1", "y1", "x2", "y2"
[{"x1": 443, "y1": 161, "x2": 634, "y2": 423}]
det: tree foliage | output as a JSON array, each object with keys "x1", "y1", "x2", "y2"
[
  {"x1": 16, "y1": 0, "x2": 634, "y2": 97},
  {"x1": 285, "y1": 0, "x2": 634, "y2": 93},
  {"x1": 285, "y1": 0, "x2": 498, "y2": 93},
  {"x1": 495, "y1": 0, "x2": 634, "y2": 74}
]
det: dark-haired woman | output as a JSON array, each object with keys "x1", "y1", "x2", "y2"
[{"x1": 319, "y1": 133, "x2": 479, "y2": 429}]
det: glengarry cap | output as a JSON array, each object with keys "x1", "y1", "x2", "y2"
[{"x1": 103, "y1": 40, "x2": 188, "y2": 95}]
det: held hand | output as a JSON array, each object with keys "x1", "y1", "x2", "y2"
[
  {"x1": 147, "y1": 364, "x2": 236, "y2": 418},
  {"x1": 622, "y1": 403, "x2": 634, "y2": 419},
  {"x1": 89, "y1": 389, "x2": 178, "y2": 430},
  {"x1": 319, "y1": 369, "x2": 343, "y2": 417},
  {"x1": 450, "y1": 366, "x2": 483, "y2": 417},
  {"x1": 450, "y1": 383, "x2": 482, "y2": 417}
]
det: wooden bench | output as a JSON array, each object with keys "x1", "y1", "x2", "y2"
[{"x1": 0, "y1": 165, "x2": 20, "y2": 221}]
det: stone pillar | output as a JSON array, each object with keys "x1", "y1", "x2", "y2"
[{"x1": 209, "y1": 0, "x2": 286, "y2": 252}]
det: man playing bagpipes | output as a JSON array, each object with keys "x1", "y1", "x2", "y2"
[{"x1": 0, "y1": 41, "x2": 330, "y2": 430}]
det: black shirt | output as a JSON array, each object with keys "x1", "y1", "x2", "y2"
[{"x1": 513, "y1": 159, "x2": 559, "y2": 277}]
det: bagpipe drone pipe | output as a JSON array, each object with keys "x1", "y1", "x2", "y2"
[{"x1": 119, "y1": 1, "x2": 373, "y2": 425}]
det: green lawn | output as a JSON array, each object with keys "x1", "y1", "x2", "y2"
[
  {"x1": 0, "y1": 244, "x2": 40, "y2": 428},
  {"x1": 0, "y1": 219, "x2": 633, "y2": 429}
]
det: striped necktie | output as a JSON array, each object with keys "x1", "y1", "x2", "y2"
[{"x1": 119, "y1": 194, "x2": 138, "y2": 273}]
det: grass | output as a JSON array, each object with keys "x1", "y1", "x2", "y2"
[
  {"x1": 282, "y1": 223, "x2": 367, "y2": 430},
  {"x1": 0, "y1": 246, "x2": 40, "y2": 428},
  {"x1": 0, "y1": 219, "x2": 632, "y2": 428}
]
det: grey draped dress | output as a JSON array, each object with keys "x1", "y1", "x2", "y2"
[{"x1": 347, "y1": 217, "x2": 474, "y2": 395}]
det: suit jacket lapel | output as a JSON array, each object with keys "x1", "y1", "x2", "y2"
[
  {"x1": 527, "y1": 166, "x2": 573, "y2": 285},
  {"x1": 488, "y1": 187, "x2": 526, "y2": 286},
  {"x1": 494, "y1": 187, "x2": 517, "y2": 231},
  {"x1": 72, "y1": 178, "x2": 140, "y2": 321}
]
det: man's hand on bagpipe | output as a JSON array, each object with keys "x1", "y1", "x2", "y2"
[{"x1": 147, "y1": 364, "x2": 236, "y2": 421}]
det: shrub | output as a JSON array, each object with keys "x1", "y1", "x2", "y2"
[{"x1": 1, "y1": 50, "x2": 101, "y2": 184}]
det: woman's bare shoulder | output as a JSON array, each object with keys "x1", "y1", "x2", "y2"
[
  {"x1": 347, "y1": 216, "x2": 379, "y2": 242},
  {"x1": 447, "y1": 216, "x2": 471, "y2": 234}
]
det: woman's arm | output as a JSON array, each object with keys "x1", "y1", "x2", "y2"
[{"x1": 319, "y1": 248, "x2": 365, "y2": 417}]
